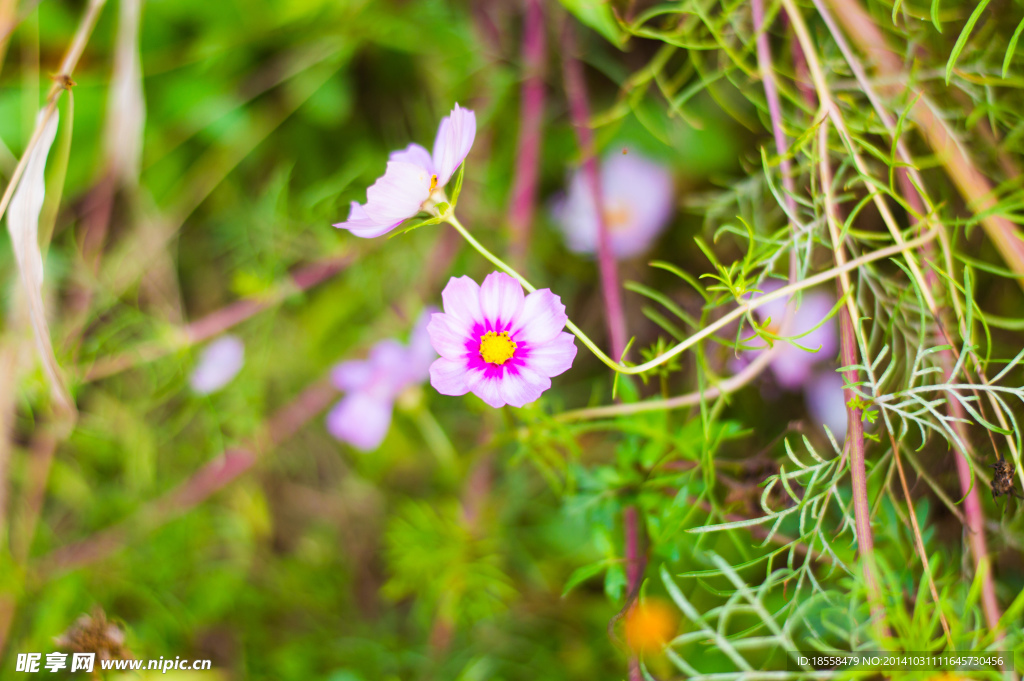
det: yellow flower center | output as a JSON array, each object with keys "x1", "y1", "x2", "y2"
[
  {"x1": 479, "y1": 331, "x2": 517, "y2": 365},
  {"x1": 429, "y1": 174, "x2": 438, "y2": 193},
  {"x1": 603, "y1": 203, "x2": 633, "y2": 232}
]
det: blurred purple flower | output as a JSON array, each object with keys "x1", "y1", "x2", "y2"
[
  {"x1": 745, "y1": 282, "x2": 849, "y2": 436},
  {"x1": 190, "y1": 335, "x2": 245, "y2": 394},
  {"x1": 551, "y1": 150, "x2": 675, "y2": 259},
  {"x1": 334, "y1": 104, "x2": 476, "y2": 238},
  {"x1": 428, "y1": 272, "x2": 577, "y2": 408},
  {"x1": 750, "y1": 282, "x2": 838, "y2": 390},
  {"x1": 327, "y1": 309, "x2": 438, "y2": 451},
  {"x1": 804, "y1": 370, "x2": 848, "y2": 440}
]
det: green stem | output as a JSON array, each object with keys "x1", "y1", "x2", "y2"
[
  {"x1": 411, "y1": 402, "x2": 458, "y2": 473},
  {"x1": 445, "y1": 213, "x2": 938, "y2": 377}
]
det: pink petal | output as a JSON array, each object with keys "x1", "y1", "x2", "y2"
[
  {"x1": 427, "y1": 311, "x2": 472, "y2": 361},
  {"x1": 334, "y1": 201, "x2": 397, "y2": 239},
  {"x1": 408, "y1": 307, "x2": 440, "y2": 383},
  {"x1": 441, "y1": 275, "x2": 484, "y2": 325},
  {"x1": 190, "y1": 335, "x2": 245, "y2": 394},
  {"x1": 751, "y1": 285, "x2": 838, "y2": 389},
  {"x1": 389, "y1": 143, "x2": 435, "y2": 174},
  {"x1": 431, "y1": 103, "x2": 476, "y2": 186},
  {"x1": 770, "y1": 346, "x2": 818, "y2": 389},
  {"x1": 511, "y1": 288, "x2": 568, "y2": 345},
  {"x1": 523, "y1": 331, "x2": 577, "y2": 378},
  {"x1": 466, "y1": 371, "x2": 507, "y2": 409},
  {"x1": 790, "y1": 291, "x2": 838, "y2": 358},
  {"x1": 804, "y1": 370, "x2": 848, "y2": 439},
  {"x1": 368, "y1": 339, "x2": 409, "y2": 369},
  {"x1": 326, "y1": 393, "x2": 394, "y2": 451},
  {"x1": 479, "y1": 271, "x2": 524, "y2": 330},
  {"x1": 495, "y1": 367, "x2": 549, "y2": 408},
  {"x1": 600, "y1": 152, "x2": 675, "y2": 259},
  {"x1": 749, "y1": 283, "x2": 839, "y2": 390},
  {"x1": 367, "y1": 339, "x2": 414, "y2": 397},
  {"x1": 362, "y1": 161, "x2": 432, "y2": 226},
  {"x1": 331, "y1": 359, "x2": 373, "y2": 391},
  {"x1": 429, "y1": 357, "x2": 471, "y2": 396},
  {"x1": 551, "y1": 170, "x2": 600, "y2": 255},
  {"x1": 551, "y1": 151, "x2": 675, "y2": 259}
]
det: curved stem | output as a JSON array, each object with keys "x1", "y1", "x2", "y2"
[
  {"x1": 446, "y1": 212, "x2": 939, "y2": 376},
  {"x1": 556, "y1": 345, "x2": 777, "y2": 421}
]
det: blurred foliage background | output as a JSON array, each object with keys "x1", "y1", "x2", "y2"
[{"x1": 1, "y1": 0, "x2": 1024, "y2": 679}]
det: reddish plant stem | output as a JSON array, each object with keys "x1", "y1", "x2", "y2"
[
  {"x1": 187, "y1": 256, "x2": 351, "y2": 343},
  {"x1": 753, "y1": 0, "x2": 806, "y2": 291},
  {"x1": 821, "y1": 0, "x2": 1006, "y2": 633},
  {"x1": 624, "y1": 505, "x2": 643, "y2": 594},
  {"x1": 895, "y1": 170, "x2": 1003, "y2": 637},
  {"x1": 507, "y1": 0, "x2": 546, "y2": 270},
  {"x1": 84, "y1": 254, "x2": 352, "y2": 382},
  {"x1": 799, "y1": 7, "x2": 885, "y2": 630},
  {"x1": 79, "y1": 171, "x2": 117, "y2": 270},
  {"x1": 461, "y1": 455, "x2": 494, "y2": 529},
  {"x1": 820, "y1": 0, "x2": 1024, "y2": 291},
  {"x1": 623, "y1": 504, "x2": 644, "y2": 681},
  {"x1": 951, "y1": 401, "x2": 1002, "y2": 635},
  {"x1": 837, "y1": 307, "x2": 883, "y2": 613},
  {"x1": 819, "y1": 127, "x2": 887, "y2": 630},
  {"x1": 62, "y1": 172, "x2": 117, "y2": 355},
  {"x1": 752, "y1": 0, "x2": 797, "y2": 220},
  {"x1": 560, "y1": 21, "x2": 627, "y2": 361},
  {"x1": 35, "y1": 380, "x2": 336, "y2": 577}
]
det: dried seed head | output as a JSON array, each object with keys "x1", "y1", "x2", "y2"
[
  {"x1": 990, "y1": 459, "x2": 1019, "y2": 500},
  {"x1": 53, "y1": 607, "x2": 131, "y2": 662}
]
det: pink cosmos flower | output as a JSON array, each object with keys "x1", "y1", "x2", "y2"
[
  {"x1": 334, "y1": 104, "x2": 476, "y2": 238},
  {"x1": 327, "y1": 310, "x2": 437, "y2": 451},
  {"x1": 427, "y1": 272, "x2": 577, "y2": 408},
  {"x1": 551, "y1": 150, "x2": 675, "y2": 259},
  {"x1": 804, "y1": 370, "x2": 848, "y2": 440},
  {"x1": 750, "y1": 282, "x2": 838, "y2": 390},
  {"x1": 742, "y1": 282, "x2": 849, "y2": 436},
  {"x1": 190, "y1": 335, "x2": 245, "y2": 394}
]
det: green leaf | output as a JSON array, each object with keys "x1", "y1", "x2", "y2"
[
  {"x1": 604, "y1": 564, "x2": 627, "y2": 601},
  {"x1": 649, "y1": 260, "x2": 709, "y2": 301},
  {"x1": 616, "y1": 374, "x2": 640, "y2": 404},
  {"x1": 1002, "y1": 16, "x2": 1024, "y2": 77},
  {"x1": 946, "y1": 0, "x2": 992, "y2": 84},
  {"x1": 561, "y1": 560, "x2": 613, "y2": 597},
  {"x1": 387, "y1": 212, "x2": 445, "y2": 238},
  {"x1": 449, "y1": 162, "x2": 465, "y2": 208},
  {"x1": 558, "y1": 0, "x2": 624, "y2": 47}
]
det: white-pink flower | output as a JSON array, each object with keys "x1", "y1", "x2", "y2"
[
  {"x1": 334, "y1": 104, "x2": 476, "y2": 238},
  {"x1": 427, "y1": 272, "x2": 577, "y2": 408},
  {"x1": 190, "y1": 335, "x2": 245, "y2": 394},
  {"x1": 551, "y1": 150, "x2": 675, "y2": 259},
  {"x1": 327, "y1": 310, "x2": 437, "y2": 451},
  {"x1": 804, "y1": 369, "x2": 848, "y2": 440},
  {"x1": 743, "y1": 282, "x2": 850, "y2": 437},
  {"x1": 750, "y1": 282, "x2": 838, "y2": 390}
]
